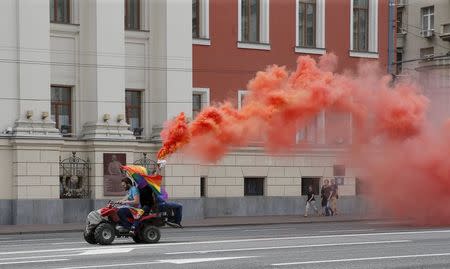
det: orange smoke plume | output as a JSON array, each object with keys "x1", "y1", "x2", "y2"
[
  {"x1": 157, "y1": 112, "x2": 190, "y2": 160},
  {"x1": 158, "y1": 55, "x2": 428, "y2": 162}
]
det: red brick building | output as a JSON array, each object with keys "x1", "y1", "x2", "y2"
[{"x1": 192, "y1": 0, "x2": 389, "y2": 145}]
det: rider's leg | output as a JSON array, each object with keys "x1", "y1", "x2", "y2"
[
  {"x1": 117, "y1": 208, "x2": 133, "y2": 229},
  {"x1": 165, "y1": 202, "x2": 182, "y2": 224}
]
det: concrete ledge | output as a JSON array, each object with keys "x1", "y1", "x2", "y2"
[{"x1": 5, "y1": 196, "x2": 373, "y2": 225}]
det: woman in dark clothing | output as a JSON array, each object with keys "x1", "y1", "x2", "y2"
[{"x1": 321, "y1": 179, "x2": 331, "y2": 216}]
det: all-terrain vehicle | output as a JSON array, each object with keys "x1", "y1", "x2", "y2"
[{"x1": 83, "y1": 201, "x2": 166, "y2": 245}]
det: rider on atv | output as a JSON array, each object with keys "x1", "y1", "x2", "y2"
[{"x1": 116, "y1": 177, "x2": 141, "y2": 235}]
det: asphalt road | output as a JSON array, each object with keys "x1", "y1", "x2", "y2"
[{"x1": 1, "y1": 221, "x2": 450, "y2": 269}]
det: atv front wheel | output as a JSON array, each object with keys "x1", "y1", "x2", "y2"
[
  {"x1": 140, "y1": 225, "x2": 160, "y2": 244},
  {"x1": 94, "y1": 223, "x2": 115, "y2": 245},
  {"x1": 83, "y1": 230, "x2": 96, "y2": 244}
]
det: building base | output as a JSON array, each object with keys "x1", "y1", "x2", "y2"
[{"x1": 1, "y1": 197, "x2": 374, "y2": 225}]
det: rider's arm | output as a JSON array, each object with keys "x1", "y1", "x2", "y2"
[{"x1": 127, "y1": 187, "x2": 140, "y2": 207}]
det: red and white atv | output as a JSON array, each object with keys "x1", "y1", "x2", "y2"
[{"x1": 83, "y1": 201, "x2": 165, "y2": 245}]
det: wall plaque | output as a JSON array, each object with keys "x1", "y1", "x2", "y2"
[{"x1": 103, "y1": 153, "x2": 126, "y2": 196}]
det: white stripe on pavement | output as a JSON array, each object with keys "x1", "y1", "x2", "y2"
[
  {"x1": 0, "y1": 254, "x2": 78, "y2": 261},
  {"x1": 1, "y1": 229, "x2": 449, "y2": 256},
  {"x1": 55, "y1": 261, "x2": 163, "y2": 269},
  {"x1": 158, "y1": 256, "x2": 258, "y2": 264},
  {"x1": 272, "y1": 252, "x2": 450, "y2": 266},
  {"x1": 1, "y1": 241, "x2": 85, "y2": 248},
  {"x1": 0, "y1": 258, "x2": 68, "y2": 265},
  {"x1": 55, "y1": 256, "x2": 258, "y2": 269},
  {"x1": 319, "y1": 229, "x2": 374, "y2": 233},
  {"x1": 0, "y1": 238, "x2": 65, "y2": 243},
  {"x1": 244, "y1": 228, "x2": 296, "y2": 232},
  {"x1": 165, "y1": 240, "x2": 410, "y2": 255},
  {"x1": 80, "y1": 248, "x2": 134, "y2": 255}
]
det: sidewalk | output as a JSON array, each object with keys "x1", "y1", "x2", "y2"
[{"x1": 0, "y1": 215, "x2": 375, "y2": 235}]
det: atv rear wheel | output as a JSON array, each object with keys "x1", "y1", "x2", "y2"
[
  {"x1": 94, "y1": 223, "x2": 115, "y2": 245},
  {"x1": 140, "y1": 225, "x2": 160, "y2": 244},
  {"x1": 83, "y1": 230, "x2": 96, "y2": 244}
]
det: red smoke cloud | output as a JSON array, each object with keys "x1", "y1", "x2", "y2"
[
  {"x1": 158, "y1": 54, "x2": 450, "y2": 225},
  {"x1": 159, "y1": 55, "x2": 428, "y2": 160}
]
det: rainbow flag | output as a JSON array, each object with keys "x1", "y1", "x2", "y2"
[{"x1": 121, "y1": 165, "x2": 162, "y2": 195}]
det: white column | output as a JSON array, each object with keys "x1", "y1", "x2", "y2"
[
  {"x1": 12, "y1": 0, "x2": 60, "y2": 137},
  {"x1": 149, "y1": 0, "x2": 193, "y2": 139},
  {"x1": 79, "y1": 0, "x2": 134, "y2": 139}
]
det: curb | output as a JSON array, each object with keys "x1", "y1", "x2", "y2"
[{"x1": 0, "y1": 217, "x2": 378, "y2": 235}]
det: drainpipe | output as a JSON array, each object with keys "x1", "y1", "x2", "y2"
[{"x1": 387, "y1": 0, "x2": 395, "y2": 75}]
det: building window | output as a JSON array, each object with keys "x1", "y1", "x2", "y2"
[
  {"x1": 241, "y1": 0, "x2": 260, "y2": 43},
  {"x1": 192, "y1": 0, "x2": 210, "y2": 45},
  {"x1": 193, "y1": 93, "x2": 202, "y2": 118},
  {"x1": 353, "y1": 0, "x2": 369, "y2": 52},
  {"x1": 238, "y1": 0, "x2": 269, "y2": 49},
  {"x1": 333, "y1": 165, "x2": 346, "y2": 176},
  {"x1": 350, "y1": 0, "x2": 378, "y2": 57},
  {"x1": 50, "y1": 0, "x2": 70, "y2": 23},
  {"x1": 296, "y1": 116, "x2": 319, "y2": 144},
  {"x1": 125, "y1": 0, "x2": 140, "y2": 30},
  {"x1": 51, "y1": 86, "x2": 72, "y2": 135},
  {"x1": 200, "y1": 177, "x2": 206, "y2": 197},
  {"x1": 298, "y1": 0, "x2": 316, "y2": 48},
  {"x1": 244, "y1": 177, "x2": 264, "y2": 196},
  {"x1": 356, "y1": 177, "x2": 369, "y2": 195},
  {"x1": 192, "y1": 88, "x2": 210, "y2": 118},
  {"x1": 396, "y1": 51, "x2": 403, "y2": 74},
  {"x1": 301, "y1": 177, "x2": 320, "y2": 196},
  {"x1": 421, "y1": 6, "x2": 434, "y2": 32},
  {"x1": 396, "y1": 9, "x2": 404, "y2": 34},
  {"x1": 238, "y1": 90, "x2": 249, "y2": 110},
  {"x1": 125, "y1": 90, "x2": 142, "y2": 133},
  {"x1": 420, "y1": 47, "x2": 434, "y2": 61},
  {"x1": 193, "y1": 0, "x2": 200, "y2": 38}
]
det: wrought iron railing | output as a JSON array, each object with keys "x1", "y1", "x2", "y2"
[
  {"x1": 59, "y1": 152, "x2": 90, "y2": 199},
  {"x1": 133, "y1": 153, "x2": 158, "y2": 174}
]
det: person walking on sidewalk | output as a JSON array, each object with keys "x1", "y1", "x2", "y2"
[
  {"x1": 304, "y1": 185, "x2": 319, "y2": 217},
  {"x1": 321, "y1": 179, "x2": 332, "y2": 216},
  {"x1": 329, "y1": 178, "x2": 339, "y2": 216}
]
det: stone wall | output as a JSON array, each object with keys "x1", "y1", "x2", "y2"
[{"x1": 2, "y1": 196, "x2": 372, "y2": 225}]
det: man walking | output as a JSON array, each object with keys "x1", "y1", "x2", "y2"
[
  {"x1": 304, "y1": 185, "x2": 319, "y2": 217},
  {"x1": 329, "y1": 178, "x2": 339, "y2": 216},
  {"x1": 321, "y1": 179, "x2": 331, "y2": 216}
]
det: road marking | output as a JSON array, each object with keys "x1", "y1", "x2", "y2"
[
  {"x1": 0, "y1": 254, "x2": 78, "y2": 261},
  {"x1": 272, "y1": 252, "x2": 450, "y2": 266},
  {"x1": 0, "y1": 241, "x2": 85, "y2": 247},
  {"x1": 319, "y1": 229, "x2": 375, "y2": 233},
  {"x1": 244, "y1": 228, "x2": 296, "y2": 232},
  {"x1": 80, "y1": 248, "x2": 134, "y2": 255},
  {"x1": 165, "y1": 240, "x2": 410, "y2": 255},
  {"x1": 158, "y1": 256, "x2": 257, "y2": 264},
  {"x1": 52, "y1": 242, "x2": 89, "y2": 245},
  {"x1": 54, "y1": 257, "x2": 257, "y2": 269},
  {"x1": 0, "y1": 258, "x2": 68, "y2": 265},
  {"x1": 55, "y1": 261, "x2": 163, "y2": 269},
  {"x1": 0, "y1": 238, "x2": 64, "y2": 243},
  {"x1": 1, "y1": 229, "x2": 449, "y2": 256}
]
